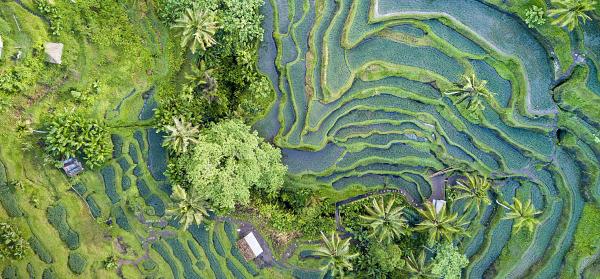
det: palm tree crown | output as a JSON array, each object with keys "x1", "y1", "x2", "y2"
[
  {"x1": 314, "y1": 231, "x2": 359, "y2": 278},
  {"x1": 166, "y1": 185, "x2": 209, "y2": 230},
  {"x1": 415, "y1": 201, "x2": 468, "y2": 245},
  {"x1": 172, "y1": 6, "x2": 219, "y2": 54},
  {"x1": 403, "y1": 250, "x2": 435, "y2": 279},
  {"x1": 444, "y1": 73, "x2": 493, "y2": 112},
  {"x1": 360, "y1": 196, "x2": 409, "y2": 244},
  {"x1": 548, "y1": 0, "x2": 596, "y2": 31},
  {"x1": 453, "y1": 173, "x2": 492, "y2": 211},
  {"x1": 502, "y1": 197, "x2": 542, "y2": 233},
  {"x1": 163, "y1": 116, "x2": 200, "y2": 154},
  {"x1": 184, "y1": 61, "x2": 218, "y2": 102}
]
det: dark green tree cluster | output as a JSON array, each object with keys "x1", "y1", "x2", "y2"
[{"x1": 44, "y1": 113, "x2": 112, "y2": 168}]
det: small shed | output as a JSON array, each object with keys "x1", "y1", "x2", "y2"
[
  {"x1": 62, "y1": 158, "x2": 84, "y2": 177},
  {"x1": 44, "y1": 42, "x2": 63, "y2": 64},
  {"x1": 236, "y1": 232, "x2": 263, "y2": 260},
  {"x1": 432, "y1": 199, "x2": 446, "y2": 214}
]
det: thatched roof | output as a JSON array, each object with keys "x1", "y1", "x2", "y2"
[{"x1": 44, "y1": 42, "x2": 63, "y2": 64}]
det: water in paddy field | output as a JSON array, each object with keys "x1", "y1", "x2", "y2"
[{"x1": 254, "y1": 0, "x2": 600, "y2": 276}]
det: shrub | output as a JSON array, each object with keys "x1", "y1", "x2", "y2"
[
  {"x1": 128, "y1": 143, "x2": 140, "y2": 164},
  {"x1": 44, "y1": 113, "x2": 112, "y2": 168},
  {"x1": 524, "y1": 5, "x2": 546, "y2": 28},
  {"x1": 114, "y1": 207, "x2": 131, "y2": 231},
  {"x1": 68, "y1": 252, "x2": 87, "y2": 275},
  {"x1": 35, "y1": 0, "x2": 62, "y2": 35},
  {"x1": 111, "y1": 134, "x2": 123, "y2": 158},
  {"x1": 46, "y1": 204, "x2": 80, "y2": 250},
  {"x1": 141, "y1": 258, "x2": 157, "y2": 271},
  {"x1": 0, "y1": 184, "x2": 23, "y2": 217},
  {"x1": 42, "y1": 268, "x2": 56, "y2": 279},
  {"x1": 156, "y1": 0, "x2": 193, "y2": 23},
  {"x1": 101, "y1": 166, "x2": 120, "y2": 204},
  {"x1": 28, "y1": 236, "x2": 53, "y2": 263},
  {"x1": 86, "y1": 195, "x2": 102, "y2": 218},
  {"x1": 0, "y1": 222, "x2": 28, "y2": 260},
  {"x1": 72, "y1": 183, "x2": 87, "y2": 196},
  {"x1": 2, "y1": 266, "x2": 17, "y2": 279},
  {"x1": 121, "y1": 175, "x2": 132, "y2": 191}
]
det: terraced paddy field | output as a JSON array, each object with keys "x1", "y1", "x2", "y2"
[
  {"x1": 1, "y1": 0, "x2": 600, "y2": 278},
  {"x1": 254, "y1": 0, "x2": 600, "y2": 278}
]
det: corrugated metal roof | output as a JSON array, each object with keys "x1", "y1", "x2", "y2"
[{"x1": 243, "y1": 232, "x2": 263, "y2": 257}]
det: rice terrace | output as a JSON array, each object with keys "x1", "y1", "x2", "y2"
[{"x1": 0, "y1": 0, "x2": 600, "y2": 278}]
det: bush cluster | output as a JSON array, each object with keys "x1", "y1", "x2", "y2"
[
  {"x1": 0, "y1": 222, "x2": 28, "y2": 261},
  {"x1": 67, "y1": 252, "x2": 87, "y2": 275},
  {"x1": 28, "y1": 236, "x2": 53, "y2": 264},
  {"x1": 46, "y1": 204, "x2": 80, "y2": 250}
]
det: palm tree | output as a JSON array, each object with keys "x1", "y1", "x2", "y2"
[
  {"x1": 162, "y1": 116, "x2": 200, "y2": 154},
  {"x1": 314, "y1": 231, "x2": 359, "y2": 278},
  {"x1": 359, "y1": 196, "x2": 409, "y2": 244},
  {"x1": 415, "y1": 201, "x2": 468, "y2": 245},
  {"x1": 444, "y1": 73, "x2": 493, "y2": 112},
  {"x1": 501, "y1": 197, "x2": 542, "y2": 233},
  {"x1": 184, "y1": 60, "x2": 218, "y2": 102},
  {"x1": 172, "y1": 5, "x2": 219, "y2": 54},
  {"x1": 166, "y1": 185, "x2": 209, "y2": 230},
  {"x1": 453, "y1": 173, "x2": 492, "y2": 212},
  {"x1": 403, "y1": 250, "x2": 435, "y2": 279},
  {"x1": 548, "y1": 0, "x2": 596, "y2": 31}
]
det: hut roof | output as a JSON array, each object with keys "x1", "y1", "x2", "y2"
[
  {"x1": 62, "y1": 158, "x2": 84, "y2": 177},
  {"x1": 236, "y1": 232, "x2": 263, "y2": 260},
  {"x1": 44, "y1": 42, "x2": 63, "y2": 64}
]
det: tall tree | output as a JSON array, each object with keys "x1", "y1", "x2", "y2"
[
  {"x1": 162, "y1": 116, "x2": 200, "y2": 154},
  {"x1": 403, "y1": 250, "x2": 435, "y2": 279},
  {"x1": 360, "y1": 196, "x2": 409, "y2": 244},
  {"x1": 314, "y1": 231, "x2": 359, "y2": 278},
  {"x1": 548, "y1": 0, "x2": 596, "y2": 31},
  {"x1": 415, "y1": 202, "x2": 468, "y2": 245},
  {"x1": 175, "y1": 119, "x2": 287, "y2": 211},
  {"x1": 172, "y1": 5, "x2": 219, "y2": 54},
  {"x1": 501, "y1": 197, "x2": 542, "y2": 233},
  {"x1": 453, "y1": 173, "x2": 492, "y2": 212},
  {"x1": 444, "y1": 73, "x2": 493, "y2": 112},
  {"x1": 431, "y1": 242, "x2": 469, "y2": 279},
  {"x1": 166, "y1": 185, "x2": 209, "y2": 230}
]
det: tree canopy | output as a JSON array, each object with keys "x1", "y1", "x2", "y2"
[
  {"x1": 431, "y1": 242, "x2": 469, "y2": 279},
  {"x1": 174, "y1": 119, "x2": 287, "y2": 211},
  {"x1": 0, "y1": 222, "x2": 28, "y2": 261}
]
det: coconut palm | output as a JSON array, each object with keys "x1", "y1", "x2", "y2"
[
  {"x1": 548, "y1": 0, "x2": 596, "y2": 31},
  {"x1": 184, "y1": 60, "x2": 218, "y2": 102},
  {"x1": 453, "y1": 173, "x2": 492, "y2": 212},
  {"x1": 501, "y1": 197, "x2": 542, "y2": 233},
  {"x1": 359, "y1": 196, "x2": 409, "y2": 244},
  {"x1": 172, "y1": 5, "x2": 219, "y2": 54},
  {"x1": 314, "y1": 231, "x2": 359, "y2": 278},
  {"x1": 166, "y1": 185, "x2": 209, "y2": 230},
  {"x1": 444, "y1": 73, "x2": 493, "y2": 112},
  {"x1": 403, "y1": 250, "x2": 435, "y2": 279},
  {"x1": 162, "y1": 116, "x2": 200, "y2": 154},
  {"x1": 415, "y1": 201, "x2": 468, "y2": 245}
]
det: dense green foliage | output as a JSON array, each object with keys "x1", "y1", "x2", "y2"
[
  {"x1": 415, "y1": 202, "x2": 468, "y2": 246},
  {"x1": 525, "y1": 5, "x2": 547, "y2": 28},
  {"x1": 359, "y1": 197, "x2": 409, "y2": 244},
  {"x1": 548, "y1": 0, "x2": 597, "y2": 30},
  {"x1": 44, "y1": 113, "x2": 112, "y2": 168},
  {"x1": 501, "y1": 197, "x2": 542, "y2": 233},
  {"x1": 0, "y1": 222, "x2": 28, "y2": 261},
  {"x1": 314, "y1": 232, "x2": 359, "y2": 277},
  {"x1": 67, "y1": 252, "x2": 87, "y2": 275},
  {"x1": 431, "y1": 243, "x2": 469, "y2": 279},
  {"x1": 170, "y1": 119, "x2": 286, "y2": 211}
]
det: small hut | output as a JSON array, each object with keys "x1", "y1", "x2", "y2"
[
  {"x1": 62, "y1": 158, "x2": 84, "y2": 177},
  {"x1": 44, "y1": 42, "x2": 63, "y2": 64},
  {"x1": 236, "y1": 232, "x2": 263, "y2": 261}
]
